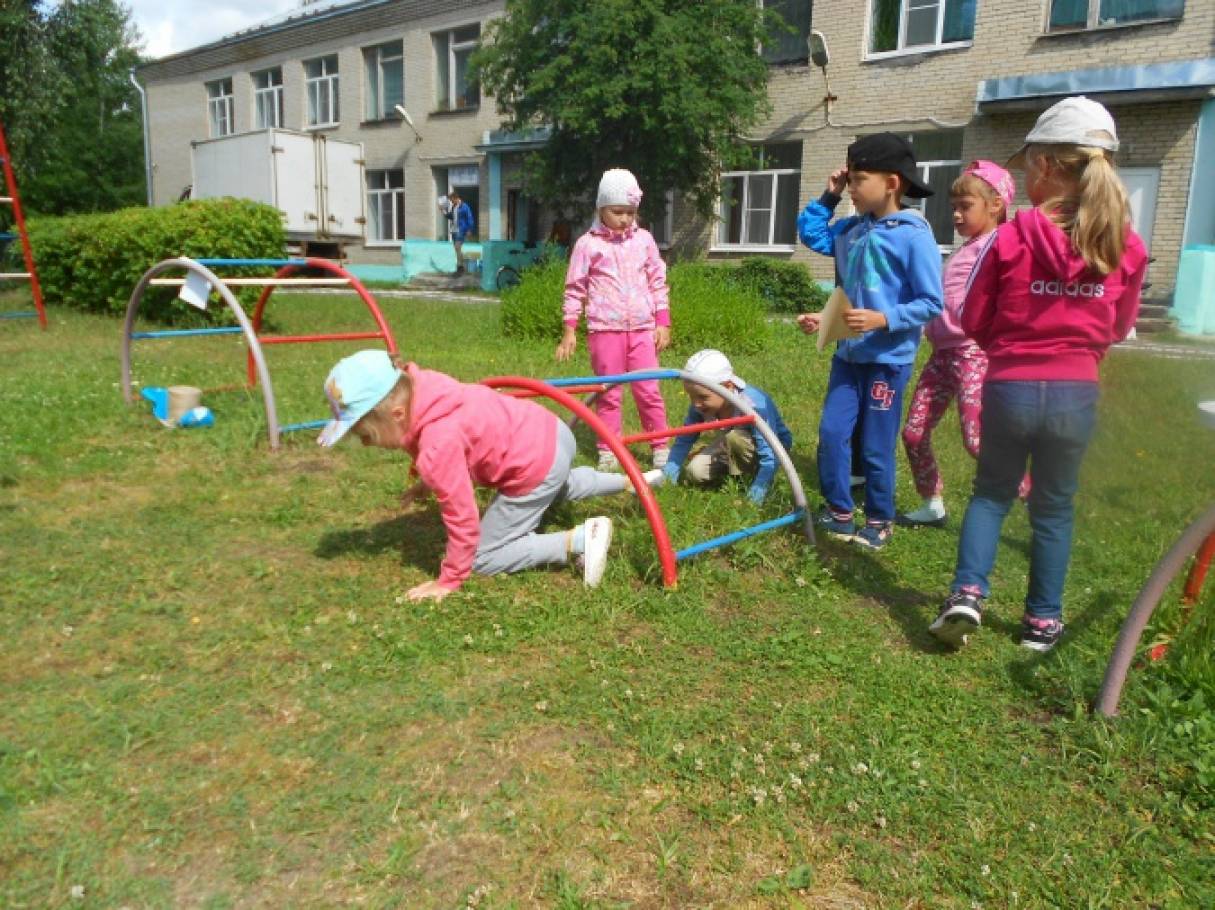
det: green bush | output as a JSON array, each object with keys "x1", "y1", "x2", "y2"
[
  {"x1": 499, "y1": 258, "x2": 771, "y2": 354},
  {"x1": 26, "y1": 198, "x2": 286, "y2": 323},
  {"x1": 499, "y1": 258, "x2": 568, "y2": 342},
  {"x1": 667, "y1": 262, "x2": 770, "y2": 354},
  {"x1": 731, "y1": 256, "x2": 829, "y2": 313}
]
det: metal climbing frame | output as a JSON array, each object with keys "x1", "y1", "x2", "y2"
[
  {"x1": 483, "y1": 368, "x2": 814, "y2": 589},
  {"x1": 0, "y1": 120, "x2": 47, "y2": 329},
  {"x1": 120, "y1": 256, "x2": 397, "y2": 449}
]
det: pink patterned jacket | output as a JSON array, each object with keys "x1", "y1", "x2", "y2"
[{"x1": 562, "y1": 224, "x2": 671, "y2": 332}]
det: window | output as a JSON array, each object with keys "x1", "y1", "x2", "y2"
[
  {"x1": 364, "y1": 41, "x2": 404, "y2": 120},
  {"x1": 252, "y1": 68, "x2": 283, "y2": 129},
  {"x1": 904, "y1": 130, "x2": 963, "y2": 249},
  {"x1": 649, "y1": 191, "x2": 676, "y2": 248},
  {"x1": 869, "y1": 0, "x2": 975, "y2": 55},
  {"x1": 434, "y1": 25, "x2": 480, "y2": 111},
  {"x1": 366, "y1": 169, "x2": 405, "y2": 243},
  {"x1": 1048, "y1": 0, "x2": 1184, "y2": 31},
  {"x1": 206, "y1": 78, "x2": 234, "y2": 138},
  {"x1": 305, "y1": 55, "x2": 340, "y2": 127},
  {"x1": 717, "y1": 143, "x2": 802, "y2": 248},
  {"x1": 762, "y1": 0, "x2": 811, "y2": 65}
]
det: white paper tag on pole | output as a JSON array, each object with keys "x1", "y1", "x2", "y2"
[{"x1": 178, "y1": 271, "x2": 211, "y2": 311}]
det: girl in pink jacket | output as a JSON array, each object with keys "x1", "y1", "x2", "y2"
[
  {"x1": 930, "y1": 98, "x2": 1146, "y2": 653},
  {"x1": 318, "y1": 350, "x2": 636, "y2": 602},
  {"x1": 556, "y1": 168, "x2": 671, "y2": 472},
  {"x1": 899, "y1": 160, "x2": 1017, "y2": 527}
]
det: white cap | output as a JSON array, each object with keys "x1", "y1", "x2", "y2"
[
  {"x1": 596, "y1": 168, "x2": 643, "y2": 209},
  {"x1": 1009, "y1": 96, "x2": 1119, "y2": 167},
  {"x1": 684, "y1": 349, "x2": 745, "y2": 389}
]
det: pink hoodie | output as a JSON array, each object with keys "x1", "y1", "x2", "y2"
[
  {"x1": 925, "y1": 231, "x2": 994, "y2": 351},
  {"x1": 563, "y1": 224, "x2": 671, "y2": 332},
  {"x1": 401, "y1": 364, "x2": 557, "y2": 590},
  {"x1": 962, "y1": 208, "x2": 1146, "y2": 382}
]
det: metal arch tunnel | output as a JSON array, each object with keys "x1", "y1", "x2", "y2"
[
  {"x1": 121, "y1": 256, "x2": 398, "y2": 449},
  {"x1": 484, "y1": 367, "x2": 815, "y2": 589}
]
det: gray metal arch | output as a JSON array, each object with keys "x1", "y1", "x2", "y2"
[
  {"x1": 120, "y1": 257, "x2": 282, "y2": 449},
  {"x1": 576, "y1": 368, "x2": 815, "y2": 547}
]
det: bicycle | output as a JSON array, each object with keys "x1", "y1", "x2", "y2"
[{"x1": 494, "y1": 243, "x2": 561, "y2": 292}]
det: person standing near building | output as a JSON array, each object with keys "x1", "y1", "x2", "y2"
[{"x1": 448, "y1": 191, "x2": 475, "y2": 274}]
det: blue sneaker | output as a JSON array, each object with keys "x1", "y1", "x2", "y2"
[
  {"x1": 852, "y1": 521, "x2": 893, "y2": 551},
  {"x1": 930, "y1": 590, "x2": 984, "y2": 647},
  {"x1": 815, "y1": 510, "x2": 856, "y2": 541}
]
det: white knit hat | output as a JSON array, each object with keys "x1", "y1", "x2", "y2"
[
  {"x1": 596, "y1": 168, "x2": 643, "y2": 209},
  {"x1": 684, "y1": 349, "x2": 745, "y2": 389}
]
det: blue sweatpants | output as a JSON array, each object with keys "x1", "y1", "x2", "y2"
[{"x1": 817, "y1": 358, "x2": 913, "y2": 522}]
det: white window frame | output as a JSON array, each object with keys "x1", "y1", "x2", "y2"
[
  {"x1": 1044, "y1": 0, "x2": 1185, "y2": 32},
  {"x1": 864, "y1": 0, "x2": 974, "y2": 61},
  {"x1": 435, "y1": 24, "x2": 481, "y2": 111},
  {"x1": 206, "y1": 78, "x2": 234, "y2": 138},
  {"x1": 907, "y1": 151, "x2": 963, "y2": 254},
  {"x1": 252, "y1": 68, "x2": 283, "y2": 130},
  {"x1": 713, "y1": 150, "x2": 801, "y2": 252},
  {"x1": 364, "y1": 41, "x2": 404, "y2": 121},
  {"x1": 366, "y1": 169, "x2": 406, "y2": 246},
  {"x1": 304, "y1": 54, "x2": 340, "y2": 128}
]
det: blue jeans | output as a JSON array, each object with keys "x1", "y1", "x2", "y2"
[
  {"x1": 952, "y1": 381, "x2": 1099, "y2": 620},
  {"x1": 818, "y1": 358, "x2": 913, "y2": 522}
]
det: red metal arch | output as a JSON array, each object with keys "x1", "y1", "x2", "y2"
[
  {"x1": 246, "y1": 257, "x2": 398, "y2": 386},
  {"x1": 482, "y1": 375, "x2": 679, "y2": 588}
]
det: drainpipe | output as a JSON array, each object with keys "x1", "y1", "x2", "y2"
[{"x1": 129, "y1": 68, "x2": 153, "y2": 205}]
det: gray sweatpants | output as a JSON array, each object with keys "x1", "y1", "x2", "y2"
[{"x1": 472, "y1": 422, "x2": 627, "y2": 576}]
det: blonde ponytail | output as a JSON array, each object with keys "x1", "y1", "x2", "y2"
[{"x1": 1030, "y1": 143, "x2": 1130, "y2": 275}]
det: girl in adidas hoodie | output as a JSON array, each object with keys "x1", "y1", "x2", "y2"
[{"x1": 930, "y1": 97, "x2": 1147, "y2": 652}]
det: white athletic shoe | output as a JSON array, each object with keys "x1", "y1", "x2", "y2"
[
  {"x1": 628, "y1": 469, "x2": 666, "y2": 495},
  {"x1": 581, "y1": 516, "x2": 613, "y2": 587},
  {"x1": 652, "y1": 448, "x2": 669, "y2": 469},
  {"x1": 597, "y1": 450, "x2": 620, "y2": 472}
]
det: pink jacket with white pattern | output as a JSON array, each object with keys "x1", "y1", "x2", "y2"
[{"x1": 562, "y1": 224, "x2": 671, "y2": 332}]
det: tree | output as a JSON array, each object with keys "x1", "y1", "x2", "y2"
[
  {"x1": 474, "y1": 0, "x2": 777, "y2": 223},
  {"x1": 0, "y1": 0, "x2": 144, "y2": 216}
]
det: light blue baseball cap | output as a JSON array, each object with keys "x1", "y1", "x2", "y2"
[{"x1": 317, "y1": 350, "x2": 402, "y2": 447}]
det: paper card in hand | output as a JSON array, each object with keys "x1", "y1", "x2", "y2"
[{"x1": 817, "y1": 287, "x2": 861, "y2": 351}]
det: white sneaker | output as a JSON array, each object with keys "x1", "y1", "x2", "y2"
[
  {"x1": 898, "y1": 497, "x2": 947, "y2": 528},
  {"x1": 580, "y1": 516, "x2": 613, "y2": 587},
  {"x1": 652, "y1": 448, "x2": 669, "y2": 469},
  {"x1": 597, "y1": 450, "x2": 620, "y2": 472},
  {"x1": 628, "y1": 469, "x2": 666, "y2": 494}
]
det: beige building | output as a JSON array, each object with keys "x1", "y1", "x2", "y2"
[{"x1": 137, "y1": 0, "x2": 1215, "y2": 293}]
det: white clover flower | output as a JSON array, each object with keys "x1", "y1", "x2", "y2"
[
  {"x1": 750, "y1": 787, "x2": 767, "y2": 806},
  {"x1": 846, "y1": 800, "x2": 859, "y2": 814},
  {"x1": 753, "y1": 751, "x2": 766, "y2": 765},
  {"x1": 918, "y1": 778, "x2": 928, "y2": 788},
  {"x1": 789, "y1": 774, "x2": 803, "y2": 790},
  {"x1": 1027, "y1": 822, "x2": 1037, "y2": 832},
  {"x1": 493, "y1": 624, "x2": 504, "y2": 638},
  {"x1": 875, "y1": 815, "x2": 887, "y2": 829},
  {"x1": 672, "y1": 742, "x2": 685, "y2": 756},
  {"x1": 807, "y1": 751, "x2": 821, "y2": 764},
  {"x1": 394, "y1": 595, "x2": 406, "y2": 605},
  {"x1": 910, "y1": 759, "x2": 921, "y2": 771},
  {"x1": 694, "y1": 757, "x2": 705, "y2": 773},
  {"x1": 773, "y1": 785, "x2": 786, "y2": 804},
  {"x1": 789, "y1": 741, "x2": 802, "y2": 754},
  {"x1": 462, "y1": 634, "x2": 474, "y2": 646},
  {"x1": 853, "y1": 762, "x2": 868, "y2": 775},
  {"x1": 346, "y1": 609, "x2": 358, "y2": 623},
  {"x1": 321, "y1": 661, "x2": 333, "y2": 672},
  {"x1": 533, "y1": 700, "x2": 548, "y2": 712},
  {"x1": 69, "y1": 885, "x2": 85, "y2": 900},
  {"x1": 981, "y1": 864, "x2": 990, "y2": 877}
]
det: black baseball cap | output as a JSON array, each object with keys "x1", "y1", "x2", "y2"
[{"x1": 846, "y1": 133, "x2": 934, "y2": 199}]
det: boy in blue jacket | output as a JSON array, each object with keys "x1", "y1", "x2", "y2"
[
  {"x1": 661, "y1": 349, "x2": 793, "y2": 504},
  {"x1": 797, "y1": 133, "x2": 944, "y2": 550}
]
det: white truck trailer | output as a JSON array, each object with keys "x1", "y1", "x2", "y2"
[{"x1": 190, "y1": 129, "x2": 365, "y2": 256}]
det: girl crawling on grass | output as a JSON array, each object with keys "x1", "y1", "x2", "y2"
[{"x1": 318, "y1": 350, "x2": 656, "y2": 601}]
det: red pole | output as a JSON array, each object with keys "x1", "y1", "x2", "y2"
[
  {"x1": 1182, "y1": 530, "x2": 1215, "y2": 606},
  {"x1": 621, "y1": 415, "x2": 754, "y2": 446},
  {"x1": 483, "y1": 375, "x2": 679, "y2": 588},
  {"x1": 506, "y1": 383, "x2": 607, "y2": 399},
  {"x1": 258, "y1": 331, "x2": 384, "y2": 345},
  {"x1": 0, "y1": 122, "x2": 47, "y2": 329},
  {"x1": 247, "y1": 258, "x2": 398, "y2": 386}
]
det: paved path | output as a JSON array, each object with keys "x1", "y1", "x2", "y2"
[{"x1": 280, "y1": 287, "x2": 493, "y2": 305}]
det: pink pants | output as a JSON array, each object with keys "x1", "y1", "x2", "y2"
[
  {"x1": 587, "y1": 330, "x2": 668, "y2": 450},
  {"x1": 902, "y1": 344, "x2": 987, "y2": 498}
]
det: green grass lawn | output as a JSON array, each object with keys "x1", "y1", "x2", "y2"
[{"x1": 2, "y1": 289, "x2": 1213, "y2": 908}]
